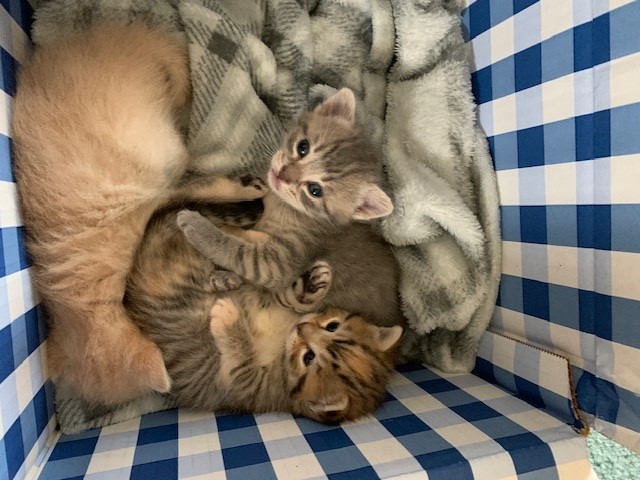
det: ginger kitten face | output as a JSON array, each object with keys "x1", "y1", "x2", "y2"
[
  {"x1": 267, "y1": 88, "x2": 393, "y2": 225},
  {"x1": 286, "y1": 308, "x2": 403, "y2": 423}
]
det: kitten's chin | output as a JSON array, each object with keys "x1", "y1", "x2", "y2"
[
  {"x1": 269, "y1": 180, "x2": 303, "y2": 213},
  {"x1": 267, "y1": 168, "x2": 282, "y2": 192}
]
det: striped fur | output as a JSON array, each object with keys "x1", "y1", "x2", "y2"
[{"x1": 125, "y1": 205, "x2": 402, "y2": 423}]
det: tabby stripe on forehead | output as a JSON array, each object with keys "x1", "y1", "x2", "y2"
[
  {"x1": 327, "y1": 344, "x2": 340, "y2": 360},
  {"x1": 338, "y1": 373, "x2": 357, "y2": 390},
  {"x1": 345, "y1": 313, "x2": 359, "y2": 320},
  {"x1": 290, "y1": 373, "x2": 307, "y2": 396},
  {"x1": 323, "y1": 164, "x2": 349, "y2": 176},
  {"x1": 360, "y1": 344, "x2": 377, "y2": 357},
  {"x1": 315, "y1": 143, "x2": 338, "y2": 157},
  {"x1": 335, "y1": 339, "x2": 356, "y2": 346}
]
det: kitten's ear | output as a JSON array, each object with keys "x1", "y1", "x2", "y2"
[
  {"x1": 307, "y1": 395, "x2": 349, "y2": 414},
  {"x1": 353, "y1": 185, "x2": 393, "y2": 220},
  {"x1": 373, "y1": 325, "x2": 404, "y2": 352},
  {"x1": 314, "y1": 88, "x2": 356, "y2": 125}
]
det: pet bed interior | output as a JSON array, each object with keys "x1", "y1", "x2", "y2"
[{"x1": 2, "y1": 0, "x2": 639, "y2": 479}]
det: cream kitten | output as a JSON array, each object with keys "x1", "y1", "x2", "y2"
[{"x1": 12, "y1": 23, "x2": 265, "y2": 405}]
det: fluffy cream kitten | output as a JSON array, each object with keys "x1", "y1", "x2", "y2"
[{"x1": 12, "y1": 23, "x2": 265, "y2": 405}]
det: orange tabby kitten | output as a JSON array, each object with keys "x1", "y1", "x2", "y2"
[{"x1": 12, "y1": 23, "x2": 265, "y2": 405}]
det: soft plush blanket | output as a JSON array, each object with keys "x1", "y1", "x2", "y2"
[{"x1": 31, "y1": 0, "x2": 500, "y2": 434}]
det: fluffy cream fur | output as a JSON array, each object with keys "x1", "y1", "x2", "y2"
[{"x1": 12, "y1": 23, "x2": 265, "y2": 405}]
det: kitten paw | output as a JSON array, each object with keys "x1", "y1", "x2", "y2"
[
  {"x1": 238, "y1": 175, "x2": 269, "y2": 199},
  {"x1": 206, "y1": 269, "x2": 243, "y2": 293},
  {"x1": 176, "y1": 210, "x2": 222, "y2": 254},
  {"x1": 176, "y1": 209, "x2": 206, "y2": 231},
  {"x1": 278, "y1": 261, "x2": 332, "y2": 313},
  {"x1": 306, "y1": 261, "x2": 331, "y2": 293},
  {"x1": 209, "y1": 298, "x2": 240, "y2": 336}
]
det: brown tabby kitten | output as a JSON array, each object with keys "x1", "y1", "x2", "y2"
[
  {"x1": 211, "y1": 302, "x2": 401, "y2": 422},
  {"x1": 125, "y1": 203, "x2": 402, "y2": 422},
  {"x1": 12, "y1": 23, "x2": 266, "y2": 405},
  {"x1": 177, "y1": 88, "x2": 405, "y2": 327}
]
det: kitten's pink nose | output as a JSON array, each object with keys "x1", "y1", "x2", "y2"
[
  {"x1": 280, "y1": 164, "x2": 300, "y2": 184},
  {"x1": 296, "y1": 322, "x2": 311, "y2": 335}
]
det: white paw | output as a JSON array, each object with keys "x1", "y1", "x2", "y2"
[{"x1": 209, "y1": 298, "x2": 240, "y2": 336}]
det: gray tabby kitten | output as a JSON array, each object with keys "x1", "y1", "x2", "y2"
[{"x1": 177, "y1": 88, "x2": 405, "y2": 327}]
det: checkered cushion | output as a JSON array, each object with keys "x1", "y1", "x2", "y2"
[{"x1": 36, "y1": 365, "x2": 593, "y2": 480}]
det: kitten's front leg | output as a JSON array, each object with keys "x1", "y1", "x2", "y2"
[
  {"x1": 177, "y1": 210, "x2": 296, "y2": 291},
  {"x1": 277, "y1": 261, "x2": 332, "y2": 313},
  {"x1": 204, "y1": 225, "x2": 267, "y2": 292}
]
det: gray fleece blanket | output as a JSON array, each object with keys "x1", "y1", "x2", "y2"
[{"x1": 32, "y1": 0, "x2": 501, "y2": 434}]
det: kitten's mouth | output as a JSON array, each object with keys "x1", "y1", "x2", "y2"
[{"x1": 268, "y1": 168, "x2": 281, "y2": 191}]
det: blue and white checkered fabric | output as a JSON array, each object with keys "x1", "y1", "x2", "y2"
[
  {"x1": 462, "y1": 0, "x2": 640, "y2": 453},
  {"x1": 0, "y1": 2, "x2": 57, "y2": 480},
  {"x1": 36, "y1": 365, "x2": 592, "y2": 480}
]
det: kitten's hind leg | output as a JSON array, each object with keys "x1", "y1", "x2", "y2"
[
  {"x1": 177, "y1": 210, "x2": 293, "y2": 291},
  {"x1": 209, "y1": 298, "x2": 240, "y2": 337},
  {"x1": 277, "y1": 261, "x2": 332, "y2": 313}
]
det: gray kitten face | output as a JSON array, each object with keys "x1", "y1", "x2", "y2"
[{"x1": 267, "y1": 88, "x2": 393, "y2": 225}]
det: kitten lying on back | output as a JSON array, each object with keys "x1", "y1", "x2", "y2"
[
  {"x1": 12, "y1": 23, "x2": 266, "y2": 405},
  {"x1": 125, "y1": 202, "x2": 402, "y2": 422},
  {"x1": 178, "y1": 88, "x2": 405, "y2": 327}
]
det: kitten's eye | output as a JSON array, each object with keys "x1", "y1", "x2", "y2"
[
  {"x1": 297, "y1": 139, "x2": 310, "y2": 157},
  {"x1": 303, "y1": 350, "x2": 315, "y2": 366},
  {"x1": 307, "y1": 183, "x2": 323, "y2": 197},
  {"x1": 325, "y1": 322, "x2": 339, "y2": 332}
]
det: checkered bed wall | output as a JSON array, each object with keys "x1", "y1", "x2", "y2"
[
  {"x1": 0, "y1": 2, "x2": 57, "y2": 480},
  {"x1": 462, "y1": 0, "x2": 640, "y2": 453}
]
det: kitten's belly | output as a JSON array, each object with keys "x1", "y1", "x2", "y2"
[{"x1": 247, "y1": 301, "x2": 300, "y2": 366}]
